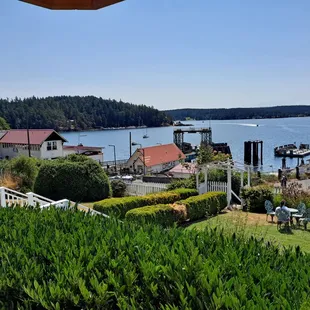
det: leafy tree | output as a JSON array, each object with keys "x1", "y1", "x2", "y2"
[
  {"x1": 196, "y1": 145, "x2": 214, "y2": 165},
  {"x1": 34, "y1": 154, "x2": 111, "y2": 202},
  {"x1": 0, "y1": 117, "x2": 10, "y2": 130},
  {"x1": 7, "y1": 156, "x2": 39, "y2": 192}
]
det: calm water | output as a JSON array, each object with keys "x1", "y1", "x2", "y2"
[{"x1": 61, "y1": 117, "x2": 310, "y2": 172}]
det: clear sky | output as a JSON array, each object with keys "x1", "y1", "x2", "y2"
[{"x1": 1, "y1": 0, "x2": 310, "y2": 110}]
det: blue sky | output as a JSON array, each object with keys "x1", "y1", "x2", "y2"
[{"x1": 1, "y1": 0, "x2": 310, "y2": 110}]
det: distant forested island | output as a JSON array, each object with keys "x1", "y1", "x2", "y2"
[
  {"x1": 165, "y1": 106, "x2": 310, "y2": 121},
  {"x1": 0, "y1": 96, "x2": 172, "y2": 131}
]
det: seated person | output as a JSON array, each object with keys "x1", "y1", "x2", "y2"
[{"x1": 275, "y1": 200, "x2": 290, "y2": 215}]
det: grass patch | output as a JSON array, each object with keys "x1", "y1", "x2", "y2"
[{"x1": 187, "y1": 210, "x2": 310, "y2": 253}]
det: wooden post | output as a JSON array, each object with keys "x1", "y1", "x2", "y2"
[
  {"x1": 0, "y1": 187, "x2": 6, "y2": 207},
  {"x1": 204, "y1": 166, "x2": 208, "y2": 193},
  {"x1": 240, "y1": 171, "x2": 244, "y2": 193},
  {"x1": 26, "y1": 192, "x2": 34, "y2": 206},
  {"x1": 196, "y1": 171, "x2": 199, "y2": 192},
  {"x1": 247, "y1": 165, "x2": 251, "y2": 187},
  {"x1": 227, "y1": 159, "x2": 232, "y2": 207}
]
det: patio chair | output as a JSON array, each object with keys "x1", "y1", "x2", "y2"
[
  {"x1": 275, "y1": 208, "x2": 290, "y2": 230},
  {"x1": 299, "y1": 208, "x2": 310, "y2": 230},
  {"x1": 292, "y1": 202, "x2": 306, "y2": 226},
  {"x1": 265, "y1": 200, "x2": 275, "y2": 222}
]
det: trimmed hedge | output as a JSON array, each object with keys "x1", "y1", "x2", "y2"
[
  {"x1": 180, "y1": 191, "x2": 227, "y2": 221},
  {"x1": 126, "y1": 204, "x2": 186, "y2": 227},
  {"x1": 93, "y1": 188, "x2": 198, "y2": 218},
  {"x1": 126, "y1": 192, "x2": 227, "y2": 226}
]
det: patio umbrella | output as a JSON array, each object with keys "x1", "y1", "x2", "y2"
[{"x1": 19, "y1": 0, "x2": 125, "y2": 10}]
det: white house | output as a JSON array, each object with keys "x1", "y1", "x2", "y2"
[
  {"x1": 63, "y1": 145, "x2": 104, "y2": 164},
  {"x1": 0, "y1": 129, "x2": 67, "y2": 160},
  {"x1": 127, "y1": 143, "x2": 186, "y2": 174}
]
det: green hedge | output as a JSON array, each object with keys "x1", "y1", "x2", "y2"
[
  {"x1": 126, "y1": 204, "x2": 186, "y2": 227},
  {"x1": 93, "y1": 188, "x2": 198, "y2": 218},
  {"x1": 1, "y1": 207, "x2": 309, "y2": 309},
  {"x1": 34, "y1": 154, "x2": 111, "y2": 202},
  {"x1": 126, "y1": 192, "x2": 227, "y2": 226},
  {"x1": 241, "y1": 186, "x2": 273, "y2": 213},
  {"x1": 180, "y1": 191, "x2": 227, "y2": 221}
]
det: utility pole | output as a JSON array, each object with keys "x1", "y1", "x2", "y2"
[
  {"x1": 109, "y1": 145, "x2": 117, "y2": 173},
  {"x1": 129, "y1": 132, "x2": 132, "y2": 157},
  {"x1": 26, "y1": 113, "x2": 31, "y2": 157}
]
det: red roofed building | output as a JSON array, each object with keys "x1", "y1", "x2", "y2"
[
  {"x1": 127, "y1": 143, "x2": 185, "y2": 174},
  {"x1": 0, "y1": 129, "x2": 67, "y2": 160}
]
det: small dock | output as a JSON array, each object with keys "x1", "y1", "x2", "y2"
[{"x1": 274, "y1": 143, "x2": 310, "y2": 158}]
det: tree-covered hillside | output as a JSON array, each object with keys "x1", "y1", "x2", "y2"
[
  {"x1": 0, "y1": 96, "x2": 172, "y2": 131},
  {"x1": 165, "y1": 106, "x2": 310, "y2": 121}
]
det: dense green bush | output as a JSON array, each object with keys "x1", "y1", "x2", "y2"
[
  {"x1": 34, "y1": 154, "x2": 111, "y2": 202},
  {"x1": 7, "y1": 155, "x2": 39, "y2": 192},
  {"x1": 0, "y1": 207, "x2": 309, "y2": 309},
  {"x1": 241, "y1": 186, "x2": 273, "y2": 213},
  {"x1": 126, "y1": 204, "x2": 186, "y2": 227},
  {"x1": 93, "y1": 188, "x2": 198, "y2": 218},
  {"x1": 179, "y1": 191, "x2": 227, "y2": 221},
  {"x1": 111, "y1": 179, "x2": 127, "y2": 197}
]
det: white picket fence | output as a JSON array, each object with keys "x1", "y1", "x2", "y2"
[
  {"x1": 198, "y1": 181, "x2": 228, "y2": 195},
  {"x1": 0, "y1": 186, "x2": 105, "y2": 216},
  {"x1": 126, "y1": 182, "x2": 168, "y2": 196}
]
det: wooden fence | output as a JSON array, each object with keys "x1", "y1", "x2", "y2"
[{"x1": 126, "y1": 182, "x2": 167, "y2": 196}]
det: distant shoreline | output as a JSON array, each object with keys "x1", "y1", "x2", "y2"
[{"x1": 58, "y1": 115, "x2": 310, "y2": 133}]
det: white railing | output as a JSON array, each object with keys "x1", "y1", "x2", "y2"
[
  {"x1": 0, "y1": 187, "x2": 29, "y2": 207},
  {"x1": 126, "y1": 182, "x2": 167, "y2": 196},
  {"x1": 27, "y1": 192, "x2": 54, "y2": 206},
  {"x1": 0, "y1": 187, "x2": 108, "y2": 217},
  {"x1": 198, "y1": 181, "x2": 228, "y2": 195}
]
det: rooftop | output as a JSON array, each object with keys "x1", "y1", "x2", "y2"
[
  {"x1": 135, "y1": 143, "x2": 185, "y2": 167},
  {"x1": 0, "y1": 129, "x2": 67, "y2": 145}
]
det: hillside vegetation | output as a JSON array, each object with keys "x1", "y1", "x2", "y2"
[
  {"x1": 0, "y1": 207, "x2": 309, "y2": 309},
  {"x1": 0, "y1": 96, "x2": 171, "y2": 131},
  {"x1": 165, "y1": 105, "x2": 310, "y2": 120}
]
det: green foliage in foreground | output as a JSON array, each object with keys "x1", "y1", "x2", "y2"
[
  {"x1": 0, "y1": 207, "x2": 310, "y2": 309},
  {"x1": 93, "y1": 188, "x2": 198, "y2": 218},
  {"x1": 34, "y1": 154, "x2": 111, "y2": 202},
  {"x1": 126, "y1": 204, "x2": 186, "y2": 227}
]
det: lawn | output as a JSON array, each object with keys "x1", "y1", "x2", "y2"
[{"x1": 187, "y1": 210, "x2": 310, "y2": 253}]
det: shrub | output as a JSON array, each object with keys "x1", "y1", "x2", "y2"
[
  {"x1": 241, "y1": 186, "x2": 273, "y2": 213},
  {"x1": 34, "y1": 155, "x2": 111, "y2": 202},
  {"x1": 93, "y1": 188, "x2": 198, "y2": 218},
  {"x1": 1, "y1": 207, "x2": 309, "y2": 309},
  {"x1": 7, "y1": 156, "x2": 39, "y2": 192},
  {"x1": 0, "y1": 173, "x2": 20, "y2": 190},
  {"x1": 111, "y1": 179, "x2": 127, "y2": 197},
  {"x1": 126, "y1": 204, "x2": 186, "y2": 227},
  {"x1": 282, "y1": 182, "x2": 310, "y2": 208},
  {"x1": 179, "y1": 191, "x2": 227, "y2": 221}
]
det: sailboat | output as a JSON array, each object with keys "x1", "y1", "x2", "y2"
[{"x1": 143, "y1": 128, "x2": 149, "y2": 139}]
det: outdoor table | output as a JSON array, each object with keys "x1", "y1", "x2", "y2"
[{"x1": 288, "y1": 208, "x2": 298, "y2": 225}]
